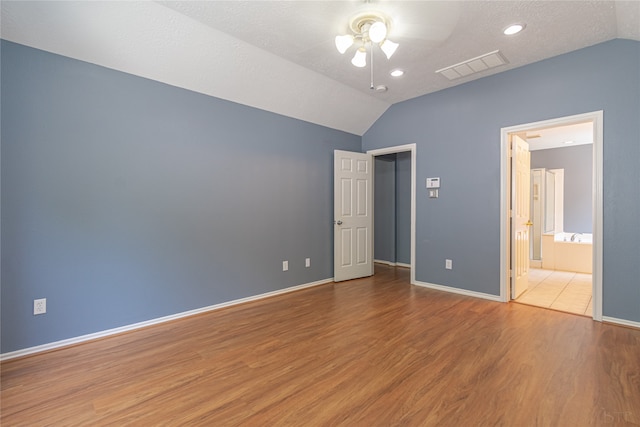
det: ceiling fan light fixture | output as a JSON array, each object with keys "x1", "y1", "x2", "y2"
[
  {"x1": 380, "y1": 39, "x2": 399, "y2": 59},
  {"x1": 368, "y1": 21, "x2": 387, "y2": 43},
  {"x1": 351, "y1": 47, "x2": 367, "y2": 67},
  {"x1": 337, "y1": 10, "x2": 399, "y2": 89},
  {"x1": 335, "y1": 34, "x2": 354, "y2": 54}
]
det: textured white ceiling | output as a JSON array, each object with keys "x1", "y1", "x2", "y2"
[{"x1": 2, "y1": 1, "x2": 639, "y2": 135}]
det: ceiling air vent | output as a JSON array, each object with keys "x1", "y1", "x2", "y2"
[{"x1": 436, "y1": 50, "x2": 508, "y2": 81}]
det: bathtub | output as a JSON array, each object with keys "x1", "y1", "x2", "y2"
[
  {"x1": 554, "y1": 232, "x2": 593, "y2": 244},
  {"x1": 542, "y1": 233, "x2": 593, "y2": 273}
]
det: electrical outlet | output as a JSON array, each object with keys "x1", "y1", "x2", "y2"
[
  {"x1": 34, "y1": 298, "x2": 47, "y2": 315},
  {"x1": 282, "y1": 261, "x2": 288, "y2": 271},
  {"x1": 445, "y1": 259, "x2": 453, "y2": 270},
  {"x1": 305, "y1": 258, "x2": 311, "y2": 268}
]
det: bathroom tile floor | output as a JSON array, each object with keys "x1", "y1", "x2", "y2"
[{"x1": 516, "y1": 268, "x2": 592, "y2": 316}]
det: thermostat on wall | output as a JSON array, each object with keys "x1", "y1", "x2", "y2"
[{"x1": 426, "y1": 177, "x2": 440, "y2": 188}]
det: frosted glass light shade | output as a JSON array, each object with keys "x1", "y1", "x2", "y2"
[
  {"x1": 380, "y1": 39, "x2": 399, "y2": 59},
  {"x1": 368, "y1": 21, "x2": 387, "y2": 43},
  {"x1": 351, "y1": 48, "x2": 367, "y2": 67},
  {"x1": 335, "y1": 35, "x2": 354, "y2": 54},
  {"x1": 503, "y1": 24, "x2": 525, "y2": 35}
]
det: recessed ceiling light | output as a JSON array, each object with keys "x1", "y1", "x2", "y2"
[
  {"x1": 390, "y1": 69, "x2": 404, "y2": 77},
  {"x1": 564, "y1": 140, "x2": 575, "y2": 144},
  {"x1": 503, "y1": 24, "x2": 525, "y2": 35}
]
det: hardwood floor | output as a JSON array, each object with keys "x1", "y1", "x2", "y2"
[{"x1": 2, "y1": 264, "x2": 639, "y2": 426}]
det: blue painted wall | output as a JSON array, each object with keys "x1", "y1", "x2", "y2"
[
  {"x1": 3, "y1": 38, "x2": 639, "y2": 354},
  {"x1": 395, "y1": 151, "x2": 411, "y2": 265},
  {"x1": 363, "y1": 39, "x2": 640, "y2": 321},
  {"x1": 531, "y1": 144, "x2": 593, "y2": 233},
  {"x1": 374, "y1": 155, "x2": 396, "y2": 263},
  {"x1": 1, "y1": 41, "x2": 361, "y2": 353},
  {"x1": 374, "y1": 153, "x2": 410, "y2": 265}
]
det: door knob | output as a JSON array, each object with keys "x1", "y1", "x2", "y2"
[
  {"x1": 525, "y1": 220, "x2": 533, "y2": 226},
  {"x1": 336, "y1": 220, "x2": 343, "y2": 225}
]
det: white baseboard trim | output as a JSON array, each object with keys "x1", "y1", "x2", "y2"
[
  {"x1": 413, "y1": 280, "x2": 502, "y2": 302},
  {"x1": 374, "y1": 259, "x2": 411, "y2": 269},
  {"x1": 1, "y1": 278, "x2": 334, "y2": 361},
  {"x1": 530, "y1": 260, "x2": 542, "y2": 268},
  {"x1": 602, "y1": 316, "x2": 640, "y2": 330}
]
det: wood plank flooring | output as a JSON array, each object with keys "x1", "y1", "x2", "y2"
[{"x1": 2, "y1": 264, "x2": 639, "y2": 426}]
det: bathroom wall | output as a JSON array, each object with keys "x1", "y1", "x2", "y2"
[{"x1": 531, "y1": 144, "x2": 592, "y2": 233}]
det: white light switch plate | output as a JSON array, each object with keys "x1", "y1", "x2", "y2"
[{"x1": 426, "y1": 177, "x2": 440, "y2": 188}]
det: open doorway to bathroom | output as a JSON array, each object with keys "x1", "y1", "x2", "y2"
[
  {"x1": 523, "y1": 131, "x2": 593, "y2": 315},
  {"x1": 501, "y1": 111, "x2": 603, "y2": 320}
]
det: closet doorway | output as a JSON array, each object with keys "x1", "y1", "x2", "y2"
[{"x1": 367, "y1": 144, "x2": 416, "y2": 285}]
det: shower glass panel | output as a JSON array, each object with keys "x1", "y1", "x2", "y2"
[
  {"x1": 531, "y1": 169, "x2": 543, "y2": 260},
  {"x1": 544, "y1": 170, "x2": 555, "y2": 233}
]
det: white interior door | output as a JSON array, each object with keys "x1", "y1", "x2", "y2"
[
  {"x1": 512, "y1": 135, "x2": 531, "y2": 298},
  {"x1": 334, "y1": 150, "x2": 373, "y2": 282}
]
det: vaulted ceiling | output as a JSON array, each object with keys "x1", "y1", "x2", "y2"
[{"x1": 2, "y1": 1, "x2": 639, "y2": 135}]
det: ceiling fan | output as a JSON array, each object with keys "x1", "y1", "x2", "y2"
[{"x1": 332, "y1": 1, "x2": 461, "y2": 91}]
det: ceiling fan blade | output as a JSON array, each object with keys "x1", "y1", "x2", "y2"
[
  {"x1": 379, "y1": 1, "x2": 461, "y2": 41},
  {"x1": 393, "y1": 22, "x2": 456, "y2": 42}
]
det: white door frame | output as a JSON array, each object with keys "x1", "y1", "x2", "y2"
[
  {"x1": 367, "y1": 144, "x2": 417, "y2": 285},
  {"x1": 511, "y1": 135, "x2": 532, "y2": 299},
  {"x1": 499, "y1": 111, "x2": 603, "y2": 321}
]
